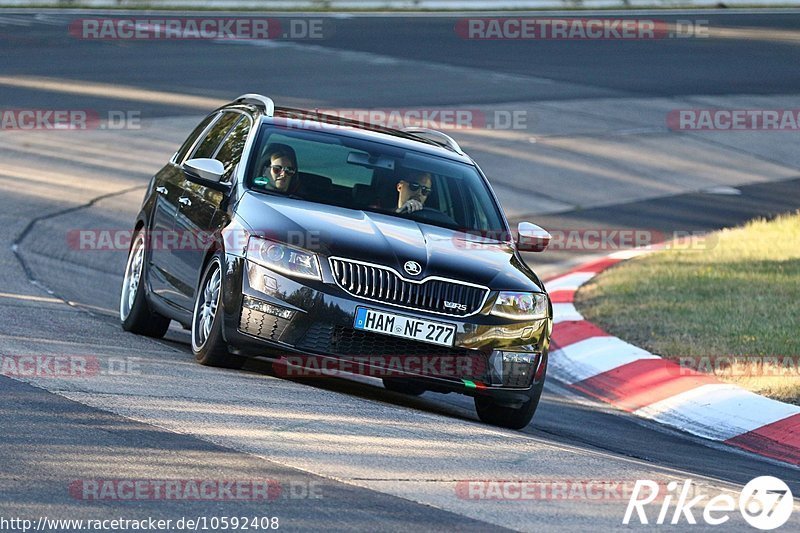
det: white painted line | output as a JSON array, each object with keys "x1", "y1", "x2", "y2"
[
  {"x1": 0, "y1": 15, "x2": 30, "y2": 25},
  {"x1": 545, "y1": 271, "x2": 596, "y2": 292},
  {"x1": 0, "y1": 292, "x2": 62, "y2": 304},
  {"x1": 608, "y1": 249, "x2": 653, "y2": 260},
  {"x1": 552, "y1": 303, "x2": 583, "y2": 324},
  {"x1": 702, "y1": 186, "x2": 742, "y2": 195},
  {"x1": 551, "y1": 336, "x2": 657, "y2": 384},
  {"x1": 634, "y1": 384, "x2": 800, "y2": 442}
]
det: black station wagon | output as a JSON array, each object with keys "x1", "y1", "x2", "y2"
[{"x1": 120, "y1": 94, "x2": 553, "y2": 429}]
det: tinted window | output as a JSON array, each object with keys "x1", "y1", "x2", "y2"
[
  {"x1": 174, "y1": 113, "x2": 218, "y2": 163},
  {"x1": 246, "y1": 125, "x2": 506, "y2": 233},
  {"x1": 213, "y1": 116, "x2": 250, "y2": 183},
  {"x1": 260, "y1": 131, "x2": 374, "y2": 187},
  {"x1": 191, "y1": 112, "x2": 240, "y2": 159}
]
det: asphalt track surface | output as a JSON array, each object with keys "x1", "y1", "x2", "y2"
[{"x1": 1, "y1": 9, "x2": 800, "y2": 532}]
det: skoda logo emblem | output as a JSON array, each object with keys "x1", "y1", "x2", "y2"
[{"x1": 403, "y1": 261, "x2": 422, "y2": 276}]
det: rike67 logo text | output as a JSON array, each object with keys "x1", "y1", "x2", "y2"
[{"x1": 624, "y1": 476, "x2": 793, "y2": 530}]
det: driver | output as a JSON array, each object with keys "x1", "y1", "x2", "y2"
[
  {"x1": 395, "y1": 171, "x2": 432, "y2": 214},
  {"x1": 256, "y1": 143, "x2": 298, "y2": 193}
]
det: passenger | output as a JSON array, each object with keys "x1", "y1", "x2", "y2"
[
  {"x1": 395, "y1": 171, "x2": 433, "y2": 214},
  {"x1": 257, "y1": 144, "x2": 298, "y2": 193}
]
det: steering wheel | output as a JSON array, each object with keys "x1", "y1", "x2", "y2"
[{"x1": 411, "y1": 207, "x2": 456, "y2": 226}]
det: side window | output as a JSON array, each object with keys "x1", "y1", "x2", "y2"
[
  {"x1": 174, "y1": 113, "x2": 218, "y2": 163},
  {"x1": 190, "y1": 112, "x2": 240, "y2": 160},
  {"x1": 213, "y1": 116, "x2": 250, "y2": 183}
]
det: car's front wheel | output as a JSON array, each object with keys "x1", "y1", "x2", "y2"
[
  {"x1": 192, "y1": 254, "x2": 243, "y2": 368},
  {"x1": 120, "y1": 230, "x2": 170, "y2": 338},
  {"x1": 474, "y1": 375, "x2": 545, "y2": 430}
]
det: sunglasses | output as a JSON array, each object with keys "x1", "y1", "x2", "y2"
[
  {"x1": 269, "y1": 164, "x2": 296, "y2": 176},
  {"x1": 406, "y1": 182, "x2": 432, "y2": 195}
]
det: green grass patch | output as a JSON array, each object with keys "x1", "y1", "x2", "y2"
[{"x1": 575, "y1": 210, "x2": 800, "y2": 405}]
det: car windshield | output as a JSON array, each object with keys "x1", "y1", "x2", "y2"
[{"x1": 246, "y1": 124, "x2": 507, "y2": 234}]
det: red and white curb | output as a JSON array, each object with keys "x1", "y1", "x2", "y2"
[{"x1": 545, "y1": 250, "x2": 800, "y2": 466}]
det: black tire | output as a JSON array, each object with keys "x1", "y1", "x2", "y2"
[
  {"x1": 191, "y1": 254, "x2": 243, "y2": 368},
  {"x1": 474, "y1": 377, "x2": 545, "y2": 430},
  {"x1": 120, "y1": 230, "x2": 170, "y2": 338},
  {"x1": 382, "y1": 378, "x2": 426, "y2": 396}
]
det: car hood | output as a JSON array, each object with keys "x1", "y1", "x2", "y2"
[{"x1": 236, "y1": 192, "x2": 544, "y2": 292}]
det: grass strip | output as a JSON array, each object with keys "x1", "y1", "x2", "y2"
[{"x1": 575, "y1": 210, "x2": 800, "y2": 405}]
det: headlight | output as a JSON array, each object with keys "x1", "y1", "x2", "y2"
[
  {"x1": 491, "y1": 292, "x2": 548, "y2": 320},
  {"x1": 246, "y1": 236, "x2": 321, "y2": 280}
]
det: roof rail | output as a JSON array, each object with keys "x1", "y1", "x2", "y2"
[
  {"x1": 402, "y1": 127, "x2": 464, "y2": 155},
  {"x1": 234, "y1": 93, "x2": 275, "y2": 117}
]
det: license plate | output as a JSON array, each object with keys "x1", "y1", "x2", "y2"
[{"x1": 354, "y1": 307, "x2": 456, "y2": 347}]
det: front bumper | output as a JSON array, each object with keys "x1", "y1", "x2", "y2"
[{"x1": 220, "y1": 255, "x2": 552, "y2": 399}]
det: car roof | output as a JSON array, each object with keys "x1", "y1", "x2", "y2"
[{"x1": 223, "y1": 102, "x2": 475, "y2": 165}]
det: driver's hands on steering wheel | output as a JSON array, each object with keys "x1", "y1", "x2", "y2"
[{"x1": 397, "y1": 199, "x2": 424, "y2": 214}]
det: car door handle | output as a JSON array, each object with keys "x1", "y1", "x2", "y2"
[
  {"x1": 178, "y1": 197, "x2": 192, "y2": 207},
  {"x1": 156, "y1": 186, "x2": 168, "y2": 195}
]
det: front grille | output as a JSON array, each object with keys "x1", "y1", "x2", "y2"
[
  {"x1": 296, "y1": 323, "x2": 487, "y2": 381},
  {"x1": 329, "y1": 258, "x2": 488, "y2": 316}
]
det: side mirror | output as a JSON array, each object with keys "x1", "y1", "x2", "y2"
[
  {"x1": 184, "y1": 158, "x2": 225, "y2": 184},
  {"x1": 517, "y1": 222, "x2": 551, "y2": 252}
]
